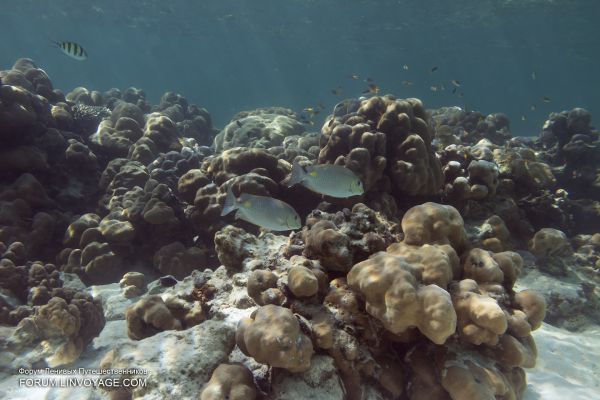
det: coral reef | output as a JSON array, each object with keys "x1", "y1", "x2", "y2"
[{"x1": 1, "y1": 57, "x2": 599, "y2": 400}]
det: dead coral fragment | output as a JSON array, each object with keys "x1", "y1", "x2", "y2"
[{"x1": 236, "y1": 304, "x2": 313, "y2": 372}]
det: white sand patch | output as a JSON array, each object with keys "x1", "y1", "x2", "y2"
[{"x1": 525, "y1": 323, "x2": 600, "y2": 400}]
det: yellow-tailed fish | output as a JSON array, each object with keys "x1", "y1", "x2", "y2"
[
  {"x1": 542, "y1": 96, "x2": 551, "y2": 103},
  {"x1": 288, "y1": 162, "x2": 364, "y2": 198},
  {"x1": 52, "y1": 41, "x2": 88, "y2": 61},
  {"x1": 451, "y1": 80, "x2": 461, "y2": 87},
  {"x1": 221, "y1": 188, "x2": 301, "y2": 231}
]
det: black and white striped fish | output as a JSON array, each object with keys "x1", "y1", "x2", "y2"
[{"x1": 51, "y1": 41, "x2": 88, "y2": 61}]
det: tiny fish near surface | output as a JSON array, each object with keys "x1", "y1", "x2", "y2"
[{"x1": 53, "y1": 41, "x2": 88, "y2": 60}]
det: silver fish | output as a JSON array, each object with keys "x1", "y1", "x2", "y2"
[
  {"x1": 288, "y1": 162, "x2": 364, "y2": 198},
  {"x1": 221, "y1": 188, "x2": 301, "y2": 231}
]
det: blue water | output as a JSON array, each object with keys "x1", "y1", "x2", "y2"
[{"x1": 2, "y1": 0, "x2": 599, "y2": 134}]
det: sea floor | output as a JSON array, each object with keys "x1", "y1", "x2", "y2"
[
  {"x1": 0, "y1": 280, "x2": 598, "y2": 400},
  {"x1": 525, "y1": 324, "x2": 600, "y2": 400}
]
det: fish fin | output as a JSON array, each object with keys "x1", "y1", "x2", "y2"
[
  {"x1": 221, "y1": 187, "x2": 238, "y2": 216},
  {"x1": 288, "y1": 162, "x2": 307, "y2": 187},
  {"x1": 235, "y1": 209, "x2": 243, "y2": 220}
]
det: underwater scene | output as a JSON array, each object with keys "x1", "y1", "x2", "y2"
[{"x1": 1, "y1": 0, "x2": 600, "y2": 399}]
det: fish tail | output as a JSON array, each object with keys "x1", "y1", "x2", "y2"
[
  {"x1": 47, "y1": 38, "x2": 61, "y2": 48},
  {"x1": 288, "y1": 162, "x2": 306, "y2": 187},
  {"x1": 221, "y1": 187, "x2": 238, "y2": 216}
]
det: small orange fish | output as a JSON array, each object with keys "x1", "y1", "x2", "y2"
[{"x1": 362, "y1": 83, "x2": 380, "y2": 94}]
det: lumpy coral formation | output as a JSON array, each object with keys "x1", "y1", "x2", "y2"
[
  {"x1": 319, "y1": 96, "x2": 442, "y2": 213},
  {"x1": 236, "y1": 304, "x2": 314, "y2": 372}
]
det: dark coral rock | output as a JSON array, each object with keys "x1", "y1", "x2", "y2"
[{"x1": 320, "y1": 96, "x2": 442, "y2": 211}]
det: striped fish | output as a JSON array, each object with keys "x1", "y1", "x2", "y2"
[{"x1": 52, "y1": 41, "x2": 88, "y2": 61}]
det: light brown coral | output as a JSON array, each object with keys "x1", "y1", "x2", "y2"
[
  {"x1": 246, "y1": 269, "x2": 285, "y2": 306},
  {"x1": 287, "y1": 265, "x2": 319, "y2": 298},
  {"x1": 200, "y1": 363, "x2": 257, "y2": 400},
  {"x1": 529, "y1": 227, "x2": 572, "y2": 260},
  {"x1": 236, "y1": 304, "x2": 313, "y2": 372},
  {"x1": 125, "y1": 295, "x2": 182, "y2": 340},
  {"x1": 514, "y1": 289, "x2": 546, "y2": 331},
  {"x1": 449, "y1": 279, "x2": 507, "y2": 346},
  {"x1": 441, "y1": 350, "x2": 526, "y2": 400},
  {"x1": 401, "y1": 202, "x2": 469, "y2": 252},
  {"x1": 386, "y1": 242, "x2": 459, "y2": 288},
  {"x1": 347, "y1": 251, "x2": 457, "y2": 344}
]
